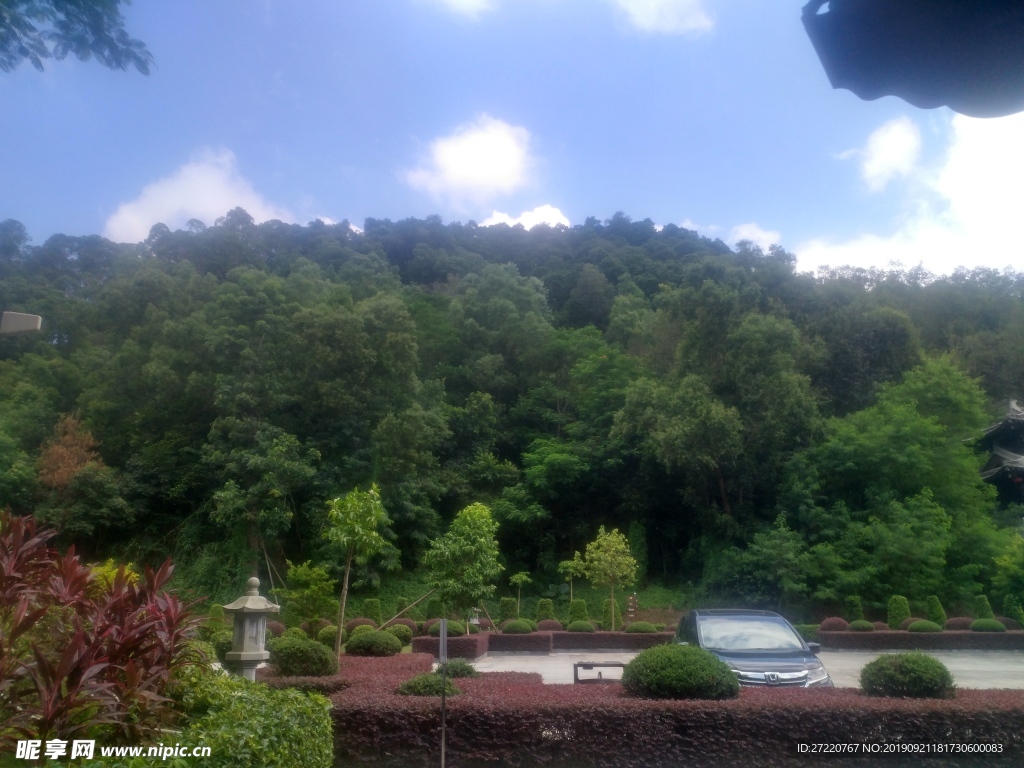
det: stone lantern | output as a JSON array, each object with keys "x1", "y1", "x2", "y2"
[{"x1": 223, "y1": 576, "x2": 279, "y2": 681}]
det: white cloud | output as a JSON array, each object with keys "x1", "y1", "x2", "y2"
[
  {"x1": 680, "y1": 218, "x2": 721, "y2": 236},
  {"x1": 425, "y1": 0, "x2": 494, "y2": 16},
  {"x1": 612, "y1": 0, "x2": 713, "y2": 34},
  {"x1": 481, "y1": 204, "x2": 569, "y2": 229},
  {"x1": 729, "y1": 222, "x2": 781, "y2": 251},
  {"x1": 405, "y1": 115, "x2": 532, "y2": 207},
  {"x1": 103, "y1": 148, "x2": 292, "y2": 243},
  {"x1": 797, "y1": 112, "x2": 1024, "y2": 275},
  {"x1": 859, "y1": 116, "x2": 921, "y2": 192}
]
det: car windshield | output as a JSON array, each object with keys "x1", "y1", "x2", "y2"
[{"x1": 698, "y1": 616, "x2": 804, "y2": 651}]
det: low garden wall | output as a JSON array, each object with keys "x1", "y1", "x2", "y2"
[
  {"x1": 819, "y1": 630, "x2": 1024, "y2": 651},
  {"x1": 411, "y1": 630, "x2": 675, "y2": 658}
]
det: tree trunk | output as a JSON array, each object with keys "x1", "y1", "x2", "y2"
[
  {"x1": 714, "y1": 465, "x2": 732, "y2": 517},
  {"x1": 334, "y1": 549, "x2": 354, "y2": 658}
]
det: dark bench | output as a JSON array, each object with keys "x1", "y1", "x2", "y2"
[{"x1": 573, "y1": 661, "x2": 625, "y2": 684}]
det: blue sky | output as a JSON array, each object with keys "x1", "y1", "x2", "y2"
[{"x1": 2, "y1": 0, "x2": 1022, "y2": 276}]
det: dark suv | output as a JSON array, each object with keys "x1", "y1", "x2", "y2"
[{"x1": 675, "y1": 608, "x2": 832, "y2": 688}]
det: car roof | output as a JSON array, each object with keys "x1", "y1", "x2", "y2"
[{"x1": 690, "y1": 609, "x2": 784, "y2": 618}]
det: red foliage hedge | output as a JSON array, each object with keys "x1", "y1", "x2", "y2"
[
  {"x1": 551, "y1": 631, "x2": 674, "y2": 651},
  {"x1": 818, "y1": 616, "x2": 848, "y2": 631},
  {"x1": 487, "y1": 631, "x2": 554, "y2": 653},
  {"x1": 411, "y1": 633, "x2": 488, "y2": 659},
  {"x1": 871, "y1": 621, "x2": 889, "y2": 631},
  {"x1": 999, "y1": 616, "x2": 1023, "y2": 631},
  {"x1": 944, "y1": 616, "x2": 974, "y2": 630},
  {"x1": 329, "y1": 654, "x2": 1024, "y2": 767},
  {"x1": 819, "y1": 630, "x2": 1024, "y2": 650},
  {"x1": 345, "y1": 617, "x2": 377, "y2": 633},
  {"x1": 257, "y1": 672, "x2": 349, "y2": 695},
  {"x1": 899, "y1": 617, "x2": 925, "y2": 631}
]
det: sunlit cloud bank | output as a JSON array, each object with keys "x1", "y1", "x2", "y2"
[
  {"x1": 405, "y1": 114, "x2": 532, "y2": 208},
  {"x1": 798, "y1": 113, "x2": 1024, "y2": 275},
  {"x1": 858, "y1": 116, "x2": 922, "y2": 192},
  {"x1": 680, "y1": 218, "x2": 781, "y2": 251},
  {"x1": 103, "y1": 148, "x2": 293, "y2": 243},
  {"x1": 613, "y1": 0, "x2": 713, "y2": 34},
  {"x1": 481, "y1": 204, "x2": 569, "y2": 229}
]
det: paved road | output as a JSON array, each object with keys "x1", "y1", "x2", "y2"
[{"x1": 468, "y1": 649, "x2": 1024, "y2": 688}]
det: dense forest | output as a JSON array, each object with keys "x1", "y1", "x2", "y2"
[{"x1": 1, "y1": 210, "x2": 1023, "y2": 615}]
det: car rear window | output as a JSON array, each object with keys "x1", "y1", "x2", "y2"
[{"x1": 697, "y1": 616, "x2": 804, "y2": 651}]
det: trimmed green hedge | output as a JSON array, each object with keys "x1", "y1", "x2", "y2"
[
  {"x1": 860, "y1": 651, "x2": 955, "y2": 699},
  {"x1": 622, "y1": 644, "x2": 739, "y2": 700}
]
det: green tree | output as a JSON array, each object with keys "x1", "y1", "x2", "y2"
[
  {"x1": 271, "y1": 561, "x2": 337, "y2": 629},
  {"x1": 0, "y1": 0, "x2": 153, "y2": 73},
  {"x1": 509, "y1": 571, "x2": 532, "y2": 617},
  {"x1": 322, "y1": 484, "x2": 400, "y2": 655},
  {"x1": 422, "y1": 502, "x2": 503, "y2": 625},
  {"x1": 583, "y1": 526, "x2": 637, "y2": 631},
  {"x1": 557, "y1": 552, "x2": 586, "y2": 601}
]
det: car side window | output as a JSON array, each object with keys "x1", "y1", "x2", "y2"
[{"x1": 684, "y1": 613, "x2": 698, "y2": 645}]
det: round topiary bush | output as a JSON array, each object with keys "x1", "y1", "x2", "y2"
[
  {"x1": 266, "y1": 620, "x2": 286, "y2": 638},
  {"x1": 282, "y1": 627, "x2": 308, "y2": 642},
  {"x1": 872, "y1": 621, "x2": 890, "y2": 631},
  {"x1": 316, "y1": 624, "x2": 340, "y2": 647},
  {"x1": 908, "y1": 620, "x2": 943, "y2": 633},
  {"x1": 535, "y1": 598, "x2": 555, "y2": 622},
  {"x1": 384, "y1": 623, "x2": 413, "y2": 645},
  {"x1": 271, "y1": 637, "x2": 339, "y2": 677},
  {"x1": 428, "y1": 620, "x2": 465, "y2": 637},
  {"x1": 567, "y1": 620, "x2": 596, "y2": 632},
  {"x1": 537, "y1": 619, "x2": 564, "y2": 631},
  {"x1": 386, "y1": 617, "x2": 419, "y2": 636},
  {"x1": 301, "y1": 618, "x2": 331, "y2": 638},
  {"x1": 900, "y1": 617, "x2": 925, "y2": 631},
  {"x1": 926, "y1": 595, "x2": 947, "y2": 627},
  {"x1": 345, "y1": 617, "x2": 377, "y2": 634},
  {"x1": 436, "y1": 660, "x2": 479, "y2": 678},
  {"x1": 860, "y1": 652, "x2": 956, "y2": 699},
  {"x1": 848, "y1": 620, "x2": 874, "y2": 632},
  {"x1": 568, "y1": 598, "x2": 589, "y2": 624},
  {"x1": 502, "y1": 619, "x2": 532, "y2": 634},
  {"x1": 622, "y1": 644, "x2": 739, "y2": 700},
  {"x1": 970, "y1": 618, "x2": 1006, "y2": 632},
  {"x1": 943, "y1": 616, "x2": 973, "y2": 630},
  {"x1": 887, "y1": 595, "x2": 911, "y2": 630},
  {"x1": 350, "y1": 624, "x2": 375, "y2": 638},
  {"x1": 625, "y1": 621, "x2": 658, "y2": 633},
  {"x1": 397, "y1": 673, "x2": 460, "y2": 696},
  {"x1": 477, "y1": 618, "x2": 495, "y2": 631},
  {"x1": 345, "y1": 630, "x2": 403, "y2": 657},
  {"x1": 997, "y1": 616, "x2": 1022, "y2": 631},
  {"x1": 211, "y1": 630, "x2": 234, "y2": 663},
  {"x1": 818, "y1": 617, "x2": 849, "y2": 632},
  {"x1": 422, "y1": 618, "x2": 440, "y2": 633}
]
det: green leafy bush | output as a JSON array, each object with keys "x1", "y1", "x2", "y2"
[
  {"x1": 567, "y1": 620, "x2": 596, "y2": 632},
  {"x1": 395, "y1": 596, "x2": 409, "y2": 616},
  {"x1": 860, "y1": 652, "x2": 956, "y2": 699},
  {"x1": 568, "y1": 598, "x2": 589, "y2": 623},
  {"x1": 316, "y1": 624, "x2": 340, "y2": 648},
  {"x1": 168, "y1": 665, "x2": 332, "y2": 768},
  {"x1": 523, "y1": 618, "x2": 538, "y2": 631},
  {"x1": 282, "y1": 627, "x2": 309, "y2": 641},
  {"x1": 926, "y1": 595, "x2": 947, "y2": 627},
  {"x1": 502, "y1": 619, "x2": 532, "y2": 634},
  {"x1": 970, "y1": 618, "x2": 1006, "y2": 632},
  {"x1": 899, "y1": 617, "x2": 924, "y2": 631},
  {"x1": 536, "y1": 598, "x2": 555, "y2": 621},
  {"x1": 345, "y1": 630, "x2": 403, "y2": 656},
  {"x1": 975, "y1": 595, "x2": 995, "y2": 620},
  {"x1": 622, "y1": 644, "x2": 739, "y2": 700},
  {"x1": 887, "y1": 595, "x2": 911, "y2": 630},
  {"x1": 350, "y1": 624, "x2": 375, "y2": 638},
  {"x1": 844, "y1": 595, "x2": 864, "y2": 623},
  {"x1": 848, "y1": 620, "x2": 874, "y2": 632},
  {"x1": 1003, "y1": 594, "x2": 1024, "y2": 625},
  {"x1": 271, "y1": 637, "x2": 339, "y2": 677},
  {"x1": 908, "y1": 620, "x2": 943, "y2": 633},
  {"x1": 499, "y1": 597, "x2": 518, "y2": 622},
  {"x1": 602, "y1": 598, "x2": 623, "y2": 631},
  {"x1": 625, "y1": 621, "x2": 658, "y2": 633},
  {"x1": 200, "y1": 604, "x2": 231, "y2": 641},
  {"x1": 654, "y1": 623, "x2": 666, "y2": 631},
  {"x1": 211, "y1": 630, "x2": 234, "y2": 663},
  {"x1": 436, "y1": 660, "x2": 479, "y2": 678},
  {"x1": 384, "y1": 623, "x2": 413, "y2": 645},
  {"x1": 361, "y1": 598, "x2": 383, "y2": 626},
  {"x1": 793, "y1": 624, "x2": 819, "y2": 641},
  {"x1": 397, "y1": 673, "x2": 461, "y2": 696},
  {"x1": 428, "y1": 620, "x2": 465, "y2": 636},
  {"x1": 425, "y1": 597, "x2": 444, "y2": 620}
]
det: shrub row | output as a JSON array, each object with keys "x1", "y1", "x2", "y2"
[
  {"x1": 410, "y1": 631, "x2": 674, "y2": 658},
  {"x1": 818, "y1": 630, "x2": 1024, "y2": 650}
]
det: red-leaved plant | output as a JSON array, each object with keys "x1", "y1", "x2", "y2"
[{"x1": 0, "y1": 511, "x2": 204, "y2": 748}]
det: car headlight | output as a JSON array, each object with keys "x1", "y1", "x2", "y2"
[{"x1": 805, "y1": 665, "x2": 831, "y2": 686}]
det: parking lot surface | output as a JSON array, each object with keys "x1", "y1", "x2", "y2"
[{"x1": 466, "y1": 649, "x2": 1024, "y2": 688}]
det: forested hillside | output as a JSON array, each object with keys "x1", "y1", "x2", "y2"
[{"x1": 1, "y1": 211, "x2": 1022, "y2": 613}]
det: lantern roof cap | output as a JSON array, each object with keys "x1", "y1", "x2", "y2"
[{"x1": 223, "y1": 577, "x2": 280, "y2": 613}]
